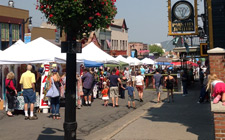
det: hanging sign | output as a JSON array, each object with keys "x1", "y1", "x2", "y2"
[{"x1": 168, "y1": 0, "x2": 198, "y2": 36}]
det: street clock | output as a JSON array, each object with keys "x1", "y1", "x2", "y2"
[{"x1": 173, "y1": 1, "x2": 193, "y2": 20}]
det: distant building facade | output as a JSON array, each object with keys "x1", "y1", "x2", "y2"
[
  {"x1": 109, "y1": 19, "x2": 128, "y2": 56},
  {"x1": 0, "y1": 5, "x2": 29, "y2": 50},
  {"x1": 0, "y1": 4, "x2": 67, "y2": 49},
  {"x1": 128, "y1": 42, "x2": 149, "y2": 59}
]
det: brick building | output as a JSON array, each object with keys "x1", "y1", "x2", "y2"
[{"x1": 128, "y1": 42, "x2": 148, "y2": 59}]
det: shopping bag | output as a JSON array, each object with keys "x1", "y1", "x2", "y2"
[{"x1": 0, "y1": 100, "x2": 4, "y2": 110}]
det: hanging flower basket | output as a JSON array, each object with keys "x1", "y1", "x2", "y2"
[{"x1": 36, "y1": 0, "x2": 117, "y2": 38}]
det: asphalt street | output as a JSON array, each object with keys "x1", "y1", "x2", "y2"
[{"x1": 0, "y1": 89, "x2": 157, "y2": 140}]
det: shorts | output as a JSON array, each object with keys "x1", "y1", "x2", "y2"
[
  {"x1": 23, "y1": 89, "x2": 36, "y2": 104},
  {"x1": 136, "y1": 85, "x2": 144, "y2": 92},
  {"x1": 212, "y1": 83, "x2": 225, "y2": 97},
  {"x1": 102, "y1": 96, "x2": 109, "y2": 100},
  {"x1": 128, "y1": 95, "x2": 134, "y2": 102},
  {"x1": 131, "y1": 76, "x2": 136, "y2": 82},
  {"x1": 156, "y1": 85, "x2": 162, "y2": 93},
  {"x1": 110, "y1": 87, "x2": 119, "y2": 98},
  {"x1": 83, "y1": 88, "x2": 92, "y2": 96}
]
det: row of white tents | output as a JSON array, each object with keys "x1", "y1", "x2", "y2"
[{"x1": 0, "y1": 37, "x2": 156, "y2": 66}]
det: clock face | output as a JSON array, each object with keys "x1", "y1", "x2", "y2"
[{"x1": 173, "y1": 2, "x2": 192, "y2": 20}]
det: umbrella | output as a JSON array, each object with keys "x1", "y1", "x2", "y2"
[
  {"x1": 156, "y1": 62, "x2": 172, "y2": 65},
  {"x1": 171, "y1": 61, "x2": 198, "y2": 67}
]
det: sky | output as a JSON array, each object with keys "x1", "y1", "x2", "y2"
[{"x1": 0, "y1": 0, "x2": 204, "y2": 44}]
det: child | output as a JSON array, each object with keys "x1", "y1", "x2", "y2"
[
  {"x1": 123, "y1": 81, "x2": 136, "y2": 109},
  {"x1": 102, "y1": 82, "x2": 109, "y2": 106}
]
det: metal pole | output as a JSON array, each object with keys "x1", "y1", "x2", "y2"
[{"x1": 64, "y1": 31, "x2": 77, "y2": 140}]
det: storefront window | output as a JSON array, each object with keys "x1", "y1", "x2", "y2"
[{"x1": 0, "y1": 23, "x2": 21, "y2": 50}]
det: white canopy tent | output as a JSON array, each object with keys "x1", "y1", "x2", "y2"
[
  {"x1": 2, "y1": 39, "x2": 25, "y2": 54},
  {"x1": 115, "y1": 55, "x2": 129, "y2": 64},
  {"x1": 0, "y1": 37, "x2": 66, "y2": 64},
  {"x1": 126, "y1": 56, "x2": 142, "y2": 66},
  {"x1": 77, "y1": 42, "x2": 118, "y2": 64},
  {"x1": 0, "y1": 38, "x2": 118, "y2": 65},
  {"x1": 141, "y1": 57, "x2": 155, "y2": 65}
]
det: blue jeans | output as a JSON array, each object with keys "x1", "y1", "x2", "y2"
[
  {"x1": 182, "y1": 82, "x2": 188, "y2": 95},
  {"x1": 51, "y1": 96, "x2": 60, "y2": 115}
]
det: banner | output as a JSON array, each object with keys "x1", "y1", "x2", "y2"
[
  {"x1": 131, "y1": 51, "x2": 135, "y2": 58},
  {"x1": 24, "y1": 33, "x2": 31, "y2": 44},
  {"x1": 39, "y1": 64, "x2": 50, "y2": 109}
]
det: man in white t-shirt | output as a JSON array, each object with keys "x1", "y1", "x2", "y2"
[
  {"x1": 124, "y1": 67, "x2": 130, "y2": 82},
  {"x1": 135, "y1": 71, "x2": 144, "y2": 102}
]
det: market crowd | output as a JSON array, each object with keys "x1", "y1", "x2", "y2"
[{"x1": 2, "y1": 63, "x2": 222, "y2": 121}]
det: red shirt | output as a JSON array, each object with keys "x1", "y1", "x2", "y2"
[
  {"x1": 102, "y1": 88, "x2": 109, "y2": 97},
  {"x1": 5, "y1": 79, "x2": 16, "y2": 94},
  {"x1": 115, "y1": 70, "x2": 120, "y2": 76}
]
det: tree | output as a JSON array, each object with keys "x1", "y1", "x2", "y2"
[
  {"x1": 149, "y1": 44, "x2": 164, "y2": 56},
  {"x1": 37, "y1": 0, "x2": 117, "y2": 38}
]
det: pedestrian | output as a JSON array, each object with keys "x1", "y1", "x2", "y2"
[
  {"x1": 123, "y1": 81, "x2": 136, "y2": 109},
  {"x1": 119, "y1": 70, "x2": 127, "y2": 99},
  {"x1": 115, "y1": 67, "x2": 120, "y2": 76},
  {"x1": 136, "y1": 71, "x2": 144, "y2": 102},
  {"x1": 82, "y1": 68, "x2": 94, "y2": 106},
  {"x1": 49, "y1": 72, "x2": 61, "y2": 120},
  {"x1": 5, "y1": 72, "x2": 17, "y2": 117},
  {"x1": 19, "y1": 64, "x2": 38, "y2": 120},
  {"x1": 140, "y1": 66, "x2": 145, "y2": 77},
  {"x1": 198, "y1": 72, "x2": 209, "y2": 103},
  {"x1": 60, "y1": 72, "x2": 66, "y2": 98},
  {"x1": 199, "y1": 68, "x2": 204, "y2": 86},
  {"x1": 131, "y1": 67, "x2": 136, "y2": 88},
  {"x1": 76, "y1": 75, "x2": 83, "y2": 109},
  {"x1": 181, "y1": 70, "x2": 188, "y2": 96},
  {"x1": 102, "y1": 82, "x2": 109, "y2": 106},
  {"x1": 109, "y1": 69, "x2": 122, "y2": 107},
  {"x1": 207, "y1": 74, "x2": 225, "y2": 104},
  {"x1": 124, "y1": 67, "x2": 130, "y2": 82},
  {"x1": 164, "y1": 72, "x2": 175, "y2": 103},
  {"x1": 153, "y1": 69, "x2": 163, "y2": 103}
]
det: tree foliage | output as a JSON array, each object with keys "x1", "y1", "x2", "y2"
[
  {"x1": 37, "y1": 0, "x2": 117, "y2": 39},
  {"x1": 149, "y1": 44, "x2": 164, "y2": 56}
]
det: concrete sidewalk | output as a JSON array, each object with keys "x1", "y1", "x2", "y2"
[{"x1": 85, "y1": 82, "x2": 214, "y2": 140}]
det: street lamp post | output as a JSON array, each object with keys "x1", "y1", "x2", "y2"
[
  {"x1": 8, "y1": 0, "x2": 14, "y2": 7},
  {"x1": 22, "y1": 17, "x2": 32, "y2": 41},
  {"x1": 61, "y1": 30, "x2": 78, "y2": 140}
]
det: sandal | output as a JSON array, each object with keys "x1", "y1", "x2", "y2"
[
  {"x1": 7, "y1": 114, "x2": 14, "y2": 117},
  {"x1": 213, "y1": 95, "x2": 221, "y2": 104},
  {"x1": 56, "y1": 114, "x2": 61, "y2": 120},
  {"x1": 52, "y1": 115, "x2": 56, "y2": 120}
]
